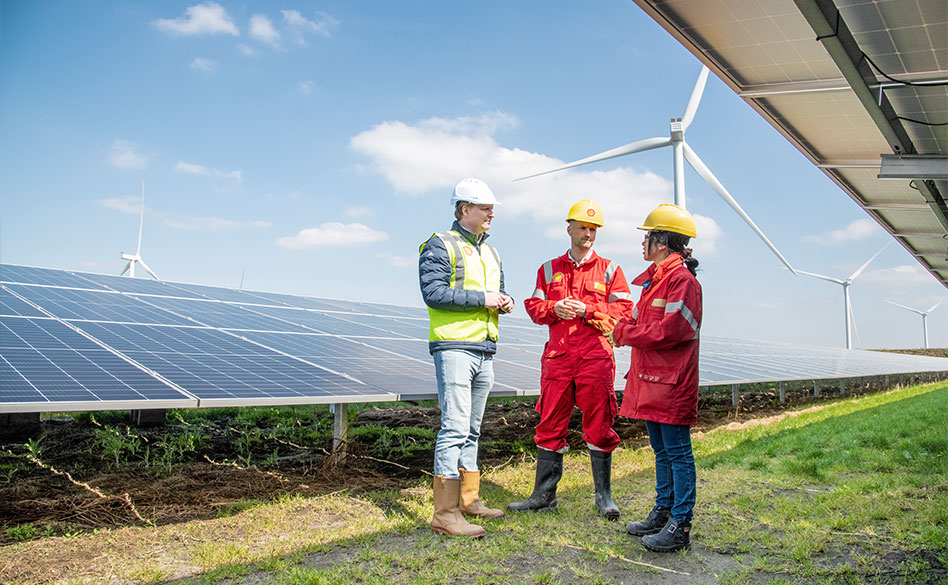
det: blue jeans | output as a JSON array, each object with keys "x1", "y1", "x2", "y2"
[
  {"x1": 433, "y1": 349, "x2": 494, "y2": 478},
  {"x1": 645, "y1": 420, "x2": 696, "y2": 523}
]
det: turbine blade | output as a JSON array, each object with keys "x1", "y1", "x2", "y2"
[
  {"x1": 796, "y1": 270, "x2": 844, "y2": 284},
  {"x1": 849, "y1": 241, "x2": 891, "y2": 281},
  {"x1": 137, "y1": 259, "x2": 160, "y2": 281},
  {"x1": 886, "y1": 300, "x2": 924, "y2": 315},
  {"x1": 926, "y1": 296, "x2": 948, "y2": 314},
  {"x1": 136, "y1": 182, "x2": 145, "y2": 255},
  {"x1": 120, "y1": 262, "x2": 130, "y2": 276},
  {"x1": 681, "y1": 66, "x2": 710, "y2": 131},
  {"x1": 682, "y1": 143, "x2": 796, "y2": 273},
  {"x1": 515, "y1": 137, "x2": 672, "y2": 181}
]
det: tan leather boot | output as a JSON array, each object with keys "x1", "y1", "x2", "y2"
[
  {"x1": 430, "y1": 476, "x2": 486, "y2": 537},
  {"x1": 459, "y1": 469, "x2": 505, "y2": 518}
]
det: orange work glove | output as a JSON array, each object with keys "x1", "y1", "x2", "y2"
[
  {"x1": 587, "y1": 311, "x2": 617, "y2": 334},
  {"x1": 588, "y1": 312, "x2": 619, "y2": 346}
]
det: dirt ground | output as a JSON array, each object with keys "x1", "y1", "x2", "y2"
[{"x1": 0, "y1": 381, "x2": 887, "y2": 543}]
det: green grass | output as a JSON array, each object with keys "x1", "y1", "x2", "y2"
[{"x1": 3, "y1": 382, "x2": 946, "y2": 585}]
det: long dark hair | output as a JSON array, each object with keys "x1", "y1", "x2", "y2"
[{"x1": 648, "y1": 230, "x2": 699, "y2": 276}]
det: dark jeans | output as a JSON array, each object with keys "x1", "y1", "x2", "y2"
[{"x1": 645, "y1": 420, "x2": 696, "y2": 523}]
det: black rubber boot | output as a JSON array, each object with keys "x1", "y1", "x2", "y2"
[
  {"x1": 626, "y1": 505, "x2": 671, "y2": 536},
  {"x1": 641, "y1": 517, "x2": 691, "y2": 552},
  {"x1": 589, "y1": 450, "x2": 620, "y2": 520},
  {"x1": 507, "y1": 449, "x2": 563, "y2": 512}
]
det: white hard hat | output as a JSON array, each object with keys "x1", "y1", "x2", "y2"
[{"x1": 450, "y1": 178, "x2": 500, "y2": 206}]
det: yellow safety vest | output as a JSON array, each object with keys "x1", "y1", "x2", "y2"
[{"x1": 420, "y1": 230, "x2": 502, "y2": 343}]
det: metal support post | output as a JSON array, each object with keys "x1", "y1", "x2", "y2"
[
  {"x1": 731, "y1": 384, "x2": 740, "y2": 408},
  {"x1": 813, "y1": 380, "x2": 820, "y2": 398},
  {"x1": 778, "y1": 381, "x2": 785, "y2": 404},
  {"x1": 332, "y1": 403, "x2": 349, "y2": 459},
  {"x1": 130, "y1": 409, "x2": 166, "y2": 427}
]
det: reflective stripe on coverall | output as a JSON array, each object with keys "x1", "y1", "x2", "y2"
[
  {"x1": 523, "y1": 251, "x2": 635, "y2": 452},
  {"x1": 613, "y1": 253, "x2": 702, "y2": 425}
]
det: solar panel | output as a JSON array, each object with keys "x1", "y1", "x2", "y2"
[
  {"x1": 70, "y1": 322, "x2": 394, "y2": 406},
  {"x1": 0, "y1": 316, "x2": 196, "y2": 412},
  {"x1": 6, "y1": 284, "x2": 194, "y2": 326},
  {"x1": 2, "y1": 263, "x2": 947, "y2": 415},
  {"x1": 76, "y1": 272, "x2": 210, "y2": 299},
  {"x1": 0, "y1": 265, "x2": 109, "y2": 289}
]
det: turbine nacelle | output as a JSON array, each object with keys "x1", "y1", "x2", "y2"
[
  {"x1": 515, "y1": 65, "x2": 795, "y2": 275},
  {"x1": 120, "y1": 183, "x2": 160, "y2": 281}
]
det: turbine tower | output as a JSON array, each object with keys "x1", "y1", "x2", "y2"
[
  {"x1": 796, "y1": 242, "x2": 890, "y2": 349},
  {"x1": 886, "y1": 297, "x2": 948, "y2": 349},
  {"x1": 516, "y1": 65, "x2": 795, "y2": 274},
  {"x1": 120, "y1": 182, "x2": 160, "y2": 280}
]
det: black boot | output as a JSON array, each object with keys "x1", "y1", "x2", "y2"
[
  {"x1": 589, "y1": 450, "x2": 620, "y2": 520},
  {"x1": 626, "y1": 505, "x2": 670, "y2": 536},
  {"x1": 507, "y1": 449, "x2": 563, "y2": 512},
  {"x1": 641, "y1": 517, "x2": 691, "y2": 552}
]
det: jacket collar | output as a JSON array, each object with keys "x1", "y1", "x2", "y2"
[
  {"x1": 563, "y1": 249, "x2": 598, "y2": 267},
  {"x1": 452, "y1": 220, "x2": 488, "y2": 246},
  {"x1": 631, "y1": 253, "x2": 683, "y2": 288}
]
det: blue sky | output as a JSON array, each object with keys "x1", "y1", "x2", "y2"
[{"x1": 2, "y1": 1, "x2": 946, "y2": 350}]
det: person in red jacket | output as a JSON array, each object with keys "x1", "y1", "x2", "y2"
[
  {"x1": 590, "y1": 203, "x2": 702, "y2": 552},
  {"x1": 508, "y1": 199, "x2": 635, "y2": 519}
]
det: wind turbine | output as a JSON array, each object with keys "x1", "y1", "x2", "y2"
[
  {"x1": 120, "y1": 182, "x2": 160, "y2": 280},
  {"x1": 516, "y1": 65, "x2": 795, "y2": 274},
  {"x1": 886, "y1": 297, "x2": 948, "y2": 349},
  {"x1": 796, "y1": 242, "x2": 891, "y2": 349}
]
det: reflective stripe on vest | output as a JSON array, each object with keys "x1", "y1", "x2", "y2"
[{"x1": 424, "y1": 230, "x2": 502, "y2": 343}]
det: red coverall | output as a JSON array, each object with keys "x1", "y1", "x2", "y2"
[
  {"x1": 613, "y1": 254, "x2": 703, "y2": 425},
  {"x1": 524, "y1": 251, "x2": 635, "y2": 452}
]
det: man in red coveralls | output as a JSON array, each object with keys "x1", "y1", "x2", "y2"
[{"x1": 507, "y1": 199, "x2": 635, "y2": 519}]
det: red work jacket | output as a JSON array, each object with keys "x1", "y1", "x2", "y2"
[
  {"x1": 524, "y1": 251, "x2": 635, "y2": 359},
  {"x1": 613, "y1": 254, "x2": 702, "y2": 425}
]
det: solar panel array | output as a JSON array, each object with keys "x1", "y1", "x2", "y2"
[{"x1": 2, "y1": 263, "x2": 947, "y2": 414}]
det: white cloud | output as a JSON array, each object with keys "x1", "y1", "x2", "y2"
[
  {"x1": 281, "y1": 10, "x2": 337, "y2": 45},
  {"x1": 344, "y1": 205, "x2": 373, "y2": 218},
  {"x1": 298, "y1": 80, "x2": 315, "y2": 94},
  {"x1": 190, "y1": 57, "x2": 220, "y2": 73},
  {"x1": 96, "y1": 197, "x2": 269, "y2": 231},
  {"x1": 249, "y1": 14, "x2": 280, "y2": 46},
  {"x1": 802, "y1": 218, "x2": 881, "y2": 244},
  {"x1": 236, "y1": 43, "x2": 256, "y2": 56},
  {"x1": 107, "y1": 140, "x2": 147, "y2": 169},
  {"x1": 276, "y1": 222, "x2": 388, "y2": 249},
  {"x1": 861, "y1": 264, "x2": 936, "y2": 286},
  {"x1": 349, "y1": 112, "x2": 722, "y2": 257},
  {"x1": 97, "y1": 196, "x2": 142, "y2": 214},
  {"x1": 154, "y1": 2, "x2": 239, "y2": 36},
  {"x1": 175, "y1": 161, "x2": 243, "y2": 182}
]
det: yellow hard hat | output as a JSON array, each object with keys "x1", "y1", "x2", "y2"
[
  {"x1": 566, "y1": 199, "x2": 604, "y2": 227},
  {"x1": 638, "y1": 203, "x2": 697, "y2": 238}
]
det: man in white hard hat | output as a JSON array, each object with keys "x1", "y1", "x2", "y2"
[
  {"x1": 508, "y1": 199, "x2": 634, "y2": 520},
  {"x1": 419, "y1": 177, "x2": 515, "y2": 538}
]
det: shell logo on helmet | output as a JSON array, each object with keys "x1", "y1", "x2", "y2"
[{"x1": 566, "y1": 199, "x2": 604, "y2": 227}]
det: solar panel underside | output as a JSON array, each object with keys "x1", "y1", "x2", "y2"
[{"x1": 2, "y1": 263, "x2": 947, "y2": 414}]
